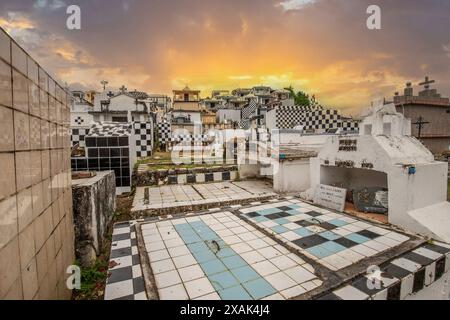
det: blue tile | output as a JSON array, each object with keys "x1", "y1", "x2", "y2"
[
  {"x1": 181, "y1": 233, "x2": 202, "y2": 244},
  {"x1": 174, "y1": 223, "x2": 192, "y2": 231},
  {"x1": 258, "y1": 208, "x2": 281, "y2": 216},
  {"x1": 189, "y1": 221, "x2": 205, "y2": 228},
  {"x1": 187, "y1": 242, "x2": 209, "y2": 253},
  {"x1": 230, "y1": 265, "x2": 260, "y2": 283},
  {"x1": 329, "y1": 219, "x2": 348, "y2": 227},
  {"x1": 288, "y1": 204, "x2": 301, "y2": 209},
  {"x1": 319, "y1": 231, "x2": 341, "y2": 241},
  {"x1": 253, "y1": 216, "x2": 269, "y2": 223},
  {"x1": 200, "y1": 259, "x2": 227, "y2": 276},
  {"x1": 294, "y1": 228, "x2": 313, "y2": 237},
  {"x1": 287, "y1": 209, "x2": 301, "y2": 215},
  {"x1": 346, "y1": 233, "x2": 370, "y2": 244},
  {"x1": 218, "y1": 285, "x2": 253, "y2": 300},
  {"x1": 192, "y1": 250, "x2": 217, "y2": 263},
  {"x1": 321, "y1": 241, "x2": 346, "y2": 253},
  {"x1": 306, "y1": 245, "x2": 333, "y2": 259},
  {"x1": 242, "y1": 278, "x2": 276, "y2": 300},
  {"x1": 216, "y1": 247, "x2": 236, "y2": 259},
  {"x1": 274, "y1": 218, "x2": 290, "y2": 225},
  {"x1": 222, "y1": 255, "x2": 247, "y2": 269},
  {"x1": 209, "y1": 271, "x2": 239, "y2": 291},
  {"x1": 270, "y1": 225, "x2": 289, "y2": 234},
  {"x1": 198, "y1": 231, "x2": 219, "y2": 241}
]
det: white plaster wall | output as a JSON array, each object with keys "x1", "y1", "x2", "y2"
[
  {"x1": 70, "y1": 111, "x2": 94, "y2": 127},
  {"x1": 273, "y1": 159, "x2": 311, "y2": 193}
]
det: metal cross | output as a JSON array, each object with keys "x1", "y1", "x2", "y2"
[
  {"x1": 119, "y1": 85, "x2": 127, "y2": 93},
  {"x1": 419, "y1": 76, "x2": 435, "y2": 90},
  {"x1": 412, "y1": 116, "x2": 430, "y2": 138}
]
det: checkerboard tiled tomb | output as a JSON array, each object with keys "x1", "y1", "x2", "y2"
[
  {"x1": 238, "y1": 199, "x2": 409, "y2": 271},
  {"x1": 0, "y1": 28, "x2": 74, "y2": 299},
  {"x1": 70, "y1": 127, "x2": 89, "y2": 147},
  {"x1": 317, "y1": 242, "x2": 450, "y2": 300},
  {"x1": 133, "y1": 121, "x2": 153, "y2": 158},
  {"x1": 270, "y1": 105, "x2": 359, "y2": 133}
]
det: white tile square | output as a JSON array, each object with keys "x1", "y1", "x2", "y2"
[
  {"x1": 238, "y1": 232, "x2": 259, "y2": 242},
  {"x1": 151, "y1": 258, "x2": 175, "y2": 274},
  {"x1": 148, "y1": 249, "x2": 170, "y2": 262},
  {"x1": 280, "y1": 285, "x2": 307, "y2": 299},
  {"x1": 334, "y1": 285, "x2": 369, "y2": 300},
  {"x1": 258, "y1": 246, "x2": 283, "y2": 259},
  {"x1": 252, "y1": 260, "x2": 280, "y2": 276},
  {"x1": 270, "y1": 256, "x2": 297, "y2": 271},
  {"x1": 158, "y1": 283, "x2": 189, "y2": 300},
  {"x1": 351, "y1": 244, "x2": 378, "y2": 257},
  {"x1": 145, "y1": 241, "x2": 165, "y2": 252},
  {"x1": 165, "y1": 238, "x2": 185, "y2": 248},
  {"x1": 222, "y1": 235, "x2": 242, "y2": 245},
  {"x1": 178, "y1": 265, "x2": 204, "y2": 282},
  {"x1": 230, "y1": 243, "x2": 253, "y2": 254},
  {"x1": 265, "y1": 272, "x2": 296, "y2": 291},
  {"x1": 280, "y1": 231, "x2": 301, "y2": 241},
  {"x1": 185, "y1": 277, "x2": 215, "y2": 299},
  {"x1": 247, "y1": 238, "x2": 269, "y2": 250},
  {"x1": 173, "y1": 254, "x2": 197, "y2": 269},
  {"x1": 284, "y1": 266, "x2": 316, "y2": 284},
  {"x1": 168, "y1": 245, "x2": 191, "y2": 258},
  {"x1": 336, "y1": 249, "x2": 364, "y2": 264},
  {"x1": 154, "y1": 270, "x2": 182, "y2": 289},
  {"x1": 104, "y1": 279, "x2": 133, "y2": 300},
  {"x1": 110, "y1": 256, "x2": 132, "y2": 270},
  {"x1": 241, "y1": 251, "x2": 266, "y2": 264},
  {"x1": 194, "y1": 292, "x2": 221, "y2": 300},
  {"x1": 112, "y1": 239, "x2": 131, "y2": 249},
  {"x1": 132, "y1": 265, "x2": 142, "y2": 278}
]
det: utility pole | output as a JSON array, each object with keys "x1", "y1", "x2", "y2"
[{"x1": 412, "y1": 116, "x2": 430, "y2": 139}]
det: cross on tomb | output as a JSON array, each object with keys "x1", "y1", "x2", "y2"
[
  {"x1": 412, "y1": 116, "x2": 430, "y2": 138},
  {"x1": 119, "y1": 85, "x2": 127, "y2": 93},
  {"x1": 419, "y1": 76, "x2": 435, "y2": 90}
]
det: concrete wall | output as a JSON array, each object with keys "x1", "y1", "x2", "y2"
[
  {"x1": 0, "y1": 28, "x2": 74, "y2": 299},
  {"x1": 72, "y1": 171, "x2": 116, "y2": 267},
  {"x1": 273, "y1": 159, "x2": 310, "y2": 193}
]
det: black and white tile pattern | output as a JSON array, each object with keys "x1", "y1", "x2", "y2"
[
  {"x1": 105, "y1": 222, "x2": 147, "y2": 300},
  {"x1": 166, "y1": 171, "x2": 238, "y2": 185},
  {"x1": 274, "y1": 105, "x2": 359, "y2": 133},
  {"x1": 157, "y1": 122, "x2": 171, "y2": 150},
  {"x1": 71, "y1": 127, "x2": 90, "y2": 147},
  {"x1": 134, "y1": 121, "x2": 153, "y2": 158},
  {"x1": 317, "y1": 241, "x2": 450, "y2": 300}
]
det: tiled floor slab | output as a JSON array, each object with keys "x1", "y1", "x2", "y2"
[
  {"x1": 142, "y1": 211, "x2": 321, "y2": 300},
  {"x1": 238, "y1": 199, "x2": 411, "y2": 271},
  {"x1": 132, "y1": 180, "x2": 276, "y2": 212}
]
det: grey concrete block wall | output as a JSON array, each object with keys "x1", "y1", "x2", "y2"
[{"x1": 72, "y1": 171, "x2": 116, "y2": 267}]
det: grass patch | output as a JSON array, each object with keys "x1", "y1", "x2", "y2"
[{"x1": 72, "y1": 256, "x2": 109, "y2": 300}]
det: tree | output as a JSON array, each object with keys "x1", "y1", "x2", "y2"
[{"x1": 285, "y1": 86, "x2": 311, "y2": 106}]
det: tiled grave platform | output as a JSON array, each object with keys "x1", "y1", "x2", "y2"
[
  {"x1": 140, "y1": 211, "x2": 321, "y2": 300},
  {"x1": 105, "y1": 198, "x2": 446, "y2": 300},
  {"x1": 131, "y1": 180, "x2": 277, "y2": 215},
  {"x1": 238, "y1": 199, "x2": 411, "y2": 271}
]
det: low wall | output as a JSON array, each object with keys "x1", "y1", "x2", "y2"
[
  {"x1": 72, "y1": 171, "x2": 116, "y2": 267},
  {"x1": 135, "y1": 165, "x2": 238, "y2": 186}
]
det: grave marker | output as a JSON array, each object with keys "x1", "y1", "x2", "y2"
[{"x1": 313, "y1": 184, "x2": 347, "y2": 212}]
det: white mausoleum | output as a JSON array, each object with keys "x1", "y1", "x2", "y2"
[{"x1": 310, "y1": 103, "x2": 450, "y2": 241}]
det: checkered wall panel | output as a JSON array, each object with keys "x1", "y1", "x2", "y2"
[
  {"x1": 134, "y1": 122, "x2": 153, "y2": 158},
  {"x1": 157, "y1": 122, "x2": 171, "y2": 149},
  {"x1": 71, "y1": 127, "x2": 90, "y2": 147},
  {"x1": 274, "y1": 105, "x2": 359, "y2": 133}
]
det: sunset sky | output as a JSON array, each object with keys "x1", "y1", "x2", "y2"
[{"x1": 1, "y1": 0, "x2": 450, "y2": 115}]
